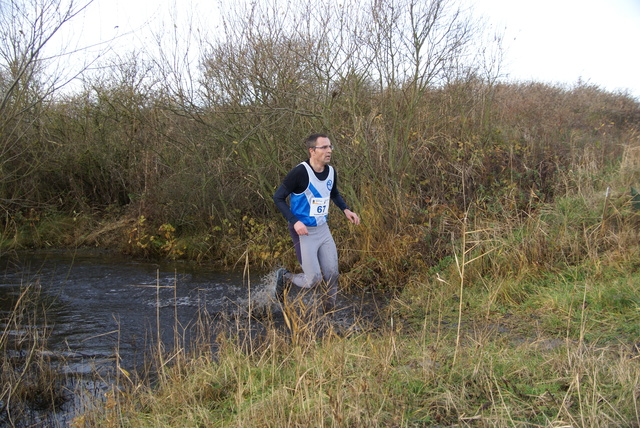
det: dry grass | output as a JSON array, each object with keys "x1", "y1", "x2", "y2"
[
  {"x1": 77, "y1": 298, "x2": 639, "y2": 427},
  {"x1": 4, "y1": 136, "x2": 640, "y2": 427},
  {"x1": 76, "y1": 193, "x2": 640, "y2": 426},
  {"x1": 0, "y1": 280, "x2": 70, "y2": 426}
]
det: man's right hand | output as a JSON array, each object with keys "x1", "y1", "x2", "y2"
[{"x1": 294, "y1": 221, "x2": 309, "y2": 236}]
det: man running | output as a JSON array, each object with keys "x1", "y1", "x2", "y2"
[{"x1": 273, "y1": 133, "x2": 360, "y2": 313}]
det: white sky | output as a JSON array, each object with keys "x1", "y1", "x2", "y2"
[
  {"x1": 68, "y1": 0, "x2": 640, "y2": 99},
  {"x1": 469, "y1": 0, "x2": 640, "y2": 98}
]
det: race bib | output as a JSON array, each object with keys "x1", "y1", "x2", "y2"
[{"x1": 310, "y1": 197, "x2": 330, "y2": 217}]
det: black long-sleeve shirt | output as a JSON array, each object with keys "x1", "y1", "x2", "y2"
[{"x1": 273, "y1": 160, "x2": 349, "y2": 224}]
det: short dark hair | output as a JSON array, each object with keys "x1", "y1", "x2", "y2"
[{"x1": 304, "y1": 133, "x2": 329, "y2": 150}]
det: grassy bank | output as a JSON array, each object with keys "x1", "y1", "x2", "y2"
[{"x1": 73, "y1": 161, "x2": 640, "y2": 426}]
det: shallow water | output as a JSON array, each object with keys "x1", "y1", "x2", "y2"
[
  {"x1": 0, "y1": 250, "x2": 253, "y2": 367},
  {"x1": 0, "y1": 250, "x2": 386, "y2": 425}
]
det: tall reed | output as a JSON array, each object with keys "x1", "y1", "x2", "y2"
[{"x1": 0, "y1": 280, "x2": 68, "y2": 426}]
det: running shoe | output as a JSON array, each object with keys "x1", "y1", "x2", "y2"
[{"x1": 275, "y1": 267, "x2": 290, "y2": 303}]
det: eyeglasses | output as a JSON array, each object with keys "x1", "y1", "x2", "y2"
[{"x1": 312, "y1": 145, "x2": 333, "y2": 150}]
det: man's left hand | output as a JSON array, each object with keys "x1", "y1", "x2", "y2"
[{"x1": 344, "y1": 209, "x2": 360, "y2": 225}]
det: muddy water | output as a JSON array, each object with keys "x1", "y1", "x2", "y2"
[{"x1": 0, "y1": 250, "x2": 386, "y2": 426}]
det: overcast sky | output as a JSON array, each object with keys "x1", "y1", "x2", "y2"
[
  {"x1": 469, "y1": 0, "x2": 640, "y2": 98},
  {"x1": 69, "y1": 0, "x2": 640, "y2": 99}
]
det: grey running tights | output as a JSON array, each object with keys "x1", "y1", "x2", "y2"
[{"x1": 286, "y1": 222, "x2": 338, "y2": 310}]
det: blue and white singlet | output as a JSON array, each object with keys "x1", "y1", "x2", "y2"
[{"x1": 289, "y1": 162, "x2": 334, "y2": 227}]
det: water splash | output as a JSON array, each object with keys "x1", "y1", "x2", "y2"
[{"x1": 231, "y1": 270, "x2": 279, "y2": 317}]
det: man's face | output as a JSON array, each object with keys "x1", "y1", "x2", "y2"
[{"x1": 310, "y1": 137, "x2": 333, "y2": 165}]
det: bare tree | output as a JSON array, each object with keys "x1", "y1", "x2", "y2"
[
  {"x1": 364, "y1": 0, "x2": 477, "y2": 93},
  {"x1": 0, "y1": 0, "x2": 97, "y2": 113},
  {"x1": 0, "y1": 0, "x2": 97, "y2": 211}
]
